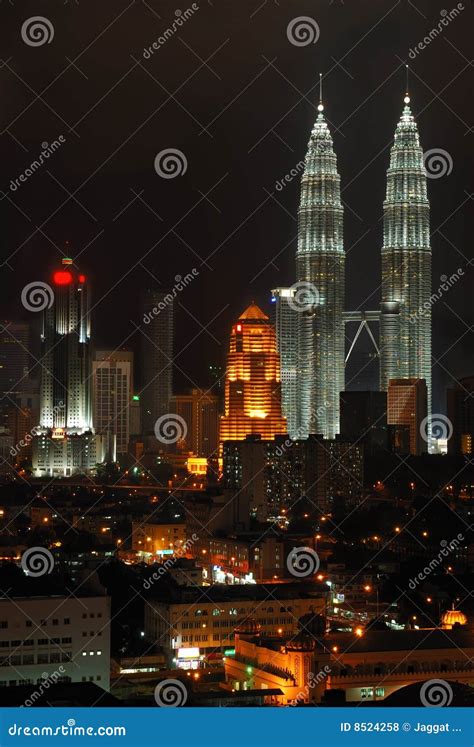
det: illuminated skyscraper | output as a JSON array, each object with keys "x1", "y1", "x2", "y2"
[
  {"x1": 33, "y1": 258, "x2": 105, "y2": 476},
  {"x1": 380, "y1": 90, "x2": 431, "y2": 420},
  {"x1": 271, "y1": 287, "x2": 298, "y2": 438},
  {"x1": 219, "y1": 304, "x2": 287, "y2": 444},
  {"x1": 296, "y1": 93, "x2": 344, "y2": 439},
  {"x1": 92, "y1": 350, "x2": 134, "y2": 457},
  {"x1": 140, "y1": 289, "x2": 173, "y2": 435}
]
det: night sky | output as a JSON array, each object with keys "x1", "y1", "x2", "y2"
[{"x1": 1, "y1": 0, "x2": 472, "y2": 411}]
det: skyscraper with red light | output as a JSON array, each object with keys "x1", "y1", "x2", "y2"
[
  {"x1": 219, "y1": 304, "x2": 287, "y2": 445},
  {"x1": 33, "y1": 258, "x2": 105, "y2": 476}
]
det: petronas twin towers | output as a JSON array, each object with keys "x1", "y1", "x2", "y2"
[{"x1": 293, "y1": 86, "x2": 431, "y2": 440}]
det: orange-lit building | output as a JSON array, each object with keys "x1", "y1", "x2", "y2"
[
  {"x1": 219, "y1": 304, "x2": 287, "y2": 445},
  {"x1": 387, "y1": 378, "x2": 427, "y2": 455}
]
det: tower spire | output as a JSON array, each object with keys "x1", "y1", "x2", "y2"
[
  {"x1": 318, "y1": 72, "x2": 324, "y2": 112},
  {"x1": 404, "y1": 64, "x2": 410, "y2": 104}
]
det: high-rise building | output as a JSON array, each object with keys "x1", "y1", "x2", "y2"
[
  {"x1": 340, "y1": 391, "x2": 389, "y2": 455},
  {"x1": 387, "y1": 378, "x2": 427, "y2": 455},
  {"x1": 296, "y1": 98, "x2": 345, "y2": 439},
  {"x1": 223, "y1": 434, "x2": 363, "y2": 523},
  {"x1": 171, "y1": 388, "x2": 219, "y2": 457},
  {"x1": 140, "y1": 290, "x2": 173, "y2": 435},
  {"x1": 92, "y1": 350, "x2": 134, "y2": 457},
  {"x1": 271, "y1": 288, "x2": 298, "y2": 438},
  {"x1": 380, "y1": 92, "x2": 431, "y2": 422},
  {"x1": 219, "y1": 304, "x2": 287, "y2": 445},
  {"x1": 0, "y1": 321, "x2": 30, "y2": 392},
  {"x1": 447, "y1": 376, "x2": 474, "y2": 455},
  {"x1": 32, "y1": 258, "x2": 106, "y2": 476},
  {"x1": 0, "y1": 321, "x2": 37, "y2": 428}
]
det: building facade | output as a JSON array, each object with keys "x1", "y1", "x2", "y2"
[
  {"x1": 223, "y1": 434, "x2": 363, "y2": 522},
  {"x1": 171, "y1": 388, "x2": 219, "y2": 457},
  {"x1": 92, "y1": 350, "x2": 134, "y2": 457},
  {"x1": 219, "y1": 304, "x2": 287, "y2": 446},
  {"x1": 32, "y1": 259, "x2": 105, "y2": 476},
  {"x1": 140, "y1": 289, "x2": 173, "y2": 436},
  {"x1": 296, "y1": 103, "x2": 345, "y2": 440},
  {"x1": 0, "y1": 591, "x2": 111, "y2": 691},
  {"x1": 387, "y1": 378, "x2": 428, "y2": 455},
  {"x1": 380, "y1": 94, "x2": 431, "y2": 423},
  {"x1": 271, "y1": 288, "x2": 298, "y2": 438}
]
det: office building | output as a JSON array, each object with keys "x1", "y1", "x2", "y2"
[
  {"x1": 92, "y1": 350, "x2": 134, "y2": 457},
  {"x1": 387, "y1": 378, "x2": 427, "y2": 455},
  {"x1": 219, "y1": 304, "x2": 286, "y2": 445}
]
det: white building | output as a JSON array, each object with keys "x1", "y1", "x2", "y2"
[
  {"x1": 0, "y1": 590, "x2": 111, "y2": 690},
  {"x1": 92, "y1": 350, "x2": 134, "y2": 456}
]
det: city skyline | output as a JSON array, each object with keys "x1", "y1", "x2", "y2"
[
  {"x1": 0, "y1": 0, "x2": 471, "y2": 720},
  {"x1": 1, "y1": 2, "x2": 470, "y2": 414}
]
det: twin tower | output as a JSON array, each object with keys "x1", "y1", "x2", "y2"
[{"x1": 275, "y1": 85, "x2": 431, "y2": 440}]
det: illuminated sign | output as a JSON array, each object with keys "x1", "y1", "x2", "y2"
[{"x1": 177, "y1": 647, "x2": 200, "y2": 659}]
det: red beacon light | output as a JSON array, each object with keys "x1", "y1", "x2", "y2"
[
  {"x1": 53, "y1": 270, "x2": 73, "y2": 285},
  {"x1": 78, "y1": 274, "x2": 86, "y2": 283}
]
